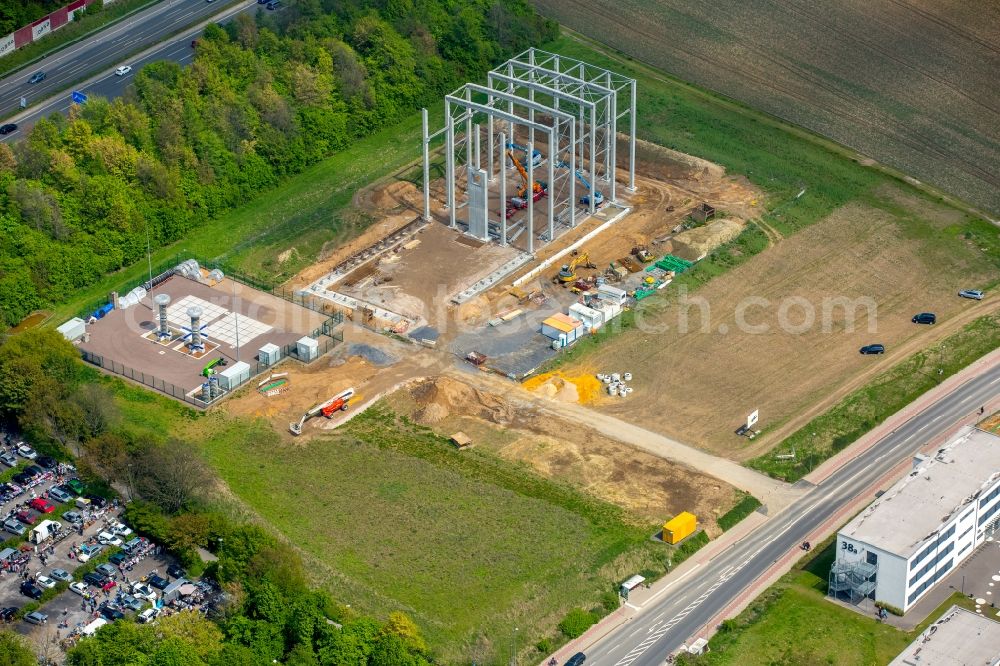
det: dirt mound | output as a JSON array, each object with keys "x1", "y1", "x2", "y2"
[
  {"x1": 671, "y1": 218, "x2": 745, "y2": 260},
  {"x1": 370, "y1": 181, "x2": 420, "y2": 212},
  {"x1": 522, "y1": 371, "x2": 603, "y2": 404},
  {"x1": 410, "y1": 376, "x2": 514, "y2": 424}
]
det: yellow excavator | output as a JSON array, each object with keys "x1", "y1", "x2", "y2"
[
  {"x1": 507, "y1": 149, "x2": 546, "y2": 199},
  {"x1": 555, "y1": 252, "x2": 596, "y2": 284}
]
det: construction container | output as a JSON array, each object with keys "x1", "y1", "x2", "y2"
[
  {"x1": 662, "y1": 512, "x2": 698, "y2": 545},
  {"x1": 57, "y1": 317, "x2": 86, "y2": 342},
  {"x1": 569, "y1": 303, "x2": 604, "y2": 331},
  {"x1": 258, "y1": 343, "x2": 281, "y2": 366},
  {"x1": 597, "y1": 284, "x2": 627, "y2": 306},
  {"x1": 541, "y1": 313, "x2": 584, "y2": 347},
  {"x1": 218, "y1": 361, "x2": 251, "y2": 391},
  {"x1": 296, "y1": 336, "x2": 319, "y2": 361}
]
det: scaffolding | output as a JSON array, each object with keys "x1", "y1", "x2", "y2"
[
  {"x1": 828, "y1": 559, "x2": 877, "y2": 605},
  {"x1": 420, "y1": 48, "x2": 637, "y2": 253}
]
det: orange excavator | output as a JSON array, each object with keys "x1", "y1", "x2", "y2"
[{"x1": 507, "y1": 149, "x2": 546, "y2": 199}]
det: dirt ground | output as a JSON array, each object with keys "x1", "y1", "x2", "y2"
[
  {"x1": 386, "y1": 375, "x2": 738, "y2": 534},
  {"x1": 556, "y1": 195, "x2": 1000, "y2": 459}
]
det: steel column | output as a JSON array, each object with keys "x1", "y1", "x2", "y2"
[
  {"x1": 629, "y1": 78, "x2": 637, "y2": 192},
  {"x1": 499, "y1": 131, "x2": 507, "y2": 246},
  {"x1": 421, "y1": 108, "x2": 431, "y2": 221}
]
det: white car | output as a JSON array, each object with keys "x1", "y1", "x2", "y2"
[
  {"x1": 35, "y1": 575, "x2": 56, "y2": 589},
  {"x1": 16, "y1": 443, "x2": 37, "y2": 460},
  {"x1": 130, "y1": 582, "x2": 157, "y2": 602},
  {"x1": 114, "y1": 65, "x2": 132, "y2": 76},
  {"x1": 138, "y1": 607, "x2": 159, "y2": 624},
  {"x1": 111, "y1": 521, "x2": 133, "y2": 537},
  {"x1": 97, "y1": 531, "x2": 123, "y2": 547},
  {"x1": 70, "y1": 581, "x2": 90, "y2": 597}
]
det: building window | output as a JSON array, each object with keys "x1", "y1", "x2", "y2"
[{"x1": 866, "y1": 551, "x2": 878, "y2": 566}]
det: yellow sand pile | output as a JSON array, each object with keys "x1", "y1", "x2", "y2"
[{"x1": 522, "y1": 371, "x2": 603, "y2": 404}]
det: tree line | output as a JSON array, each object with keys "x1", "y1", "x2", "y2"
[{"x1": 0, "y1": 0, "x2": 557, "y2": 327}]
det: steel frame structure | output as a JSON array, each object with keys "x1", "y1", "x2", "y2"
[{"x1": 421, "y1": 48, "x2": 637, "y2": 252}]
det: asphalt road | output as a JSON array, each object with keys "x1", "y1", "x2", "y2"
[
  {"x1": 0, "y1": 0, "x2": 259, "y2": 139},
  {"x1": 586, "y1": 362, "x2": 1000, "y2": 666}
]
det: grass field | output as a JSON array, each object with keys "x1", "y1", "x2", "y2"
[
  {"x1": 534, "y1": 2, "x2": 1000, "y2": 216},
  {"x1": 751, "y1": 312, "x2": 1000, "y2": 480},
  {"x1": 678, "y1": 539, "x2": 978, "y2": 665},
  {"x1": 151, "y1": 400, "x2": 671, "y2": 665}
]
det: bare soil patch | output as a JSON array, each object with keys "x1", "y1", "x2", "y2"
[
  {"x1": 559, "y1": 201, "x2": 998, "y2": 459},
  {"x1": 388, "y1": 376, "x2": 739, "y2": 534}
]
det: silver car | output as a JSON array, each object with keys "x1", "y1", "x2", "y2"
[
  {"x1": 2, "y1": 519, "x2": 25, "y2": 536},
  {"x1": 24, "y1": 611, "x2": 47, "y2": 625},
  {"x1": 958, "y1": 289, "x2": 984, "y2": 300},
  {"x1": 0, "y1": 450, "x2": 15, "y2": 467}
]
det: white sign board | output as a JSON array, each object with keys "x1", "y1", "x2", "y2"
[
  {"x1": 32, "y1": 19, "x2": 52, "y2": 41},
  {"x1": 747, "y1": 409, "x2": 759, "y2": 429},
  {"x1": 0, "y1": 34, "x2": 15, "y2": 58}
]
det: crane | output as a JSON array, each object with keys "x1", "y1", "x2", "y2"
[
  {"x1": 289, "y1": 388, "x2": 356, "y2": 435},
  {"x1": 506, "y1": 141, "x2": 543, "y2": 168},
  {"x1": 554, "y1": 252, "x2": 596, "y2": 284},
  {"x1": 554, "y1": 160, "x2": 604, "y2": 207},
  {"x1": 507, "y1": 149, "x2": 546, "y2": 200}
]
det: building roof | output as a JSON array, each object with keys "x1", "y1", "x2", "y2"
[
  {"x1": 889, "y1": 605, "x2": 1000, "y2": 666},
  {"x1": 542, "y1": 312, "x2": 582, "y2": 333},
  {"x1": 841, "y1": 426, "x2": 1000, "y2": 558}
]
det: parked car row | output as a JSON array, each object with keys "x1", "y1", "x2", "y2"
[{"x1": 859, "y1": 290, "x2": 985, "y2": 355}]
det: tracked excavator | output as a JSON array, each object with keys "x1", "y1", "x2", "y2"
[{"x1": 554, "y1": 252, "x2": 597, "y2": 284}]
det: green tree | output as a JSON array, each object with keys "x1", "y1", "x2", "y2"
[{"x1": 0, "y1": 630, "x2": 35, "y2": 666}]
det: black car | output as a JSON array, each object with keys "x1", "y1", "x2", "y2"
[
  {"x1": 859, "y1": 344, "x2": 885, "y2": 355},
  {"x1": 28, "y1": 71, "x2": 45, "y2": 84},
  {"x1": 85, "y1": 495, "x2": 109, "y2": 509},
  {"x1": 912, "y1": 312, "x2": 936, "y2": 325},
  {"x1": 36, "y1": 456, "x2": 57, "y2": 470},
  {"x1": 19, "y1": 581, "x2": 43, "y2": 599},
  {"x1": 83, "y1": 572, "x2": 109, "y2": 588},
  {"x1": 0, "y1": 123, "x2": 16, "y2": 135},
  {"x1": 0, "y1": 606, "x2": 16, "y2": 623},
  {"x1": 564, "y1": 653, "x2": 587, "y2": 666},
  {"x1": 98, "y1": 604, "x2": 125, "y2": 621},
  {"x1": 148, "y1": 574, "x2": 169, "y2": 590},
  {"x1": 109, "y1": 552, "x2": 127, "y2": 566},
  {"x1": 25, "y1": 465, "x2": 44, "y2": 477},
  {"x1": 167, "y1": 563, "x2": 185, "y2": 579},
  {"x1": 11, "y1": 472, "x2": 32, "y2": 486},
  {"x1": 266, "y1": 0, "x2": 279, "y2": 8}
]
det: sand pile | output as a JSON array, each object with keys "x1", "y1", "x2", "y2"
[
  {"x1": 672, "y1": 218, "x2": 745, "y2": 260},
  {"x1": 410, "y1": 377, "x2": 514, "y2": 424},
  {"x1": 522, "y1": 372, "x2": 603, "y2": 404}
]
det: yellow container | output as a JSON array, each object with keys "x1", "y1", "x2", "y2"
[{"x1": 662, "y1": 512, "x2": 697, "y2": 545}]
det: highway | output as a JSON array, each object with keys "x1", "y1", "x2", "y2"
[
  {"x1": 585, "y1": 362, "x2": 1000, "y2": 666},
  {"x1": 0, "y1": 0, "x2": 259, "y2": 139}
]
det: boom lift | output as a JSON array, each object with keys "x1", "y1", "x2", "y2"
[
  {"x1": 554, "y1": 252, "x2": 596, "y2": 284},
  {"x1": 507, "y1": 149, "x2": 547, "y2": 200},
  {"x1": 289, "y1": 388, "x2": 356, "y2": 435},
  {"x1": 554, "y1": 161, "x2": 604, "y2": 207},
  {"x1": 506, "y1": 142, "x2": 543, "y2": 168}
]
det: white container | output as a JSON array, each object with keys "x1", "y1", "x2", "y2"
[
  {"x1": 57, "y1": 317, "x2": 86, "y2": 342},
  {"x1": 218, "y1": 361, "x2": 251, "y2": 390},
  {"x1": 258, "y1": 343, "x2": 281, "y2": 366},
  {"x1": 296, "y1": 336, "x2": 319, "y2": 361}
]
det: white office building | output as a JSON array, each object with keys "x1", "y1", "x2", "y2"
[
  {"x1": 830, "y1": 426, "x2": 1000, "y2": 613},
  {"x1": 889, "y1": 605, "x2": 1000, "y2": 666}
]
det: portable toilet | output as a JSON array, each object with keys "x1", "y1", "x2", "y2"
[
  {"x1": 217, "y1": 361, "x2": 251, "y2": 390},
  {"x1": 258, "y1": 343, "x2": 281, "y2": 366},
  {"x1": 57, "y1": 317, "x2": 86, "y2": 342},
  {"x1": 662, "y1": 512, "x2": 698, "y2": 545},
  {"x1": 296, "y1": 336, "x2": 319, "y2": 361}
]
